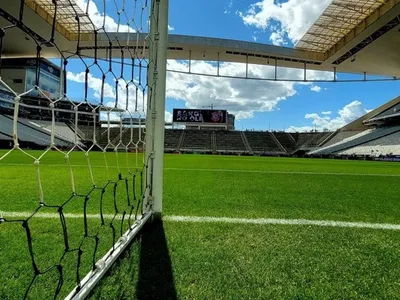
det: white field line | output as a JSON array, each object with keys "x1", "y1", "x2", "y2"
[
  {"x1": 164, "y1": 168, "x2": 400, "y2": 177},
  {"x1": 2, "y1": 211, "x2": 400, "y2": 231},
  {"x1": 163, "y1": 216, "x2": 400, "y2": 230},
  {"x1": 1, "y1": 163, "x2": 400, "y2": 177},
  {"x1": 0, "y1": 211, "x2": 120, "y2": 220}
]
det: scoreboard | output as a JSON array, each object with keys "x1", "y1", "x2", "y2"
[{"x1": 173, "y1": 109, "x2": 227, "y2": 124}]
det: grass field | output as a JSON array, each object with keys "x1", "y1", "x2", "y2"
[{"x1": 2, "y1": 150, "x2": 400, "y2": 299}]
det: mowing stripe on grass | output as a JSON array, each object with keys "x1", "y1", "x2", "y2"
[
  {"x1": 2, "y1": 211, "x2": 400, "y2": 231},
  {"x1": 1, "y1": 163, "x2": 400, "y2": 177}
]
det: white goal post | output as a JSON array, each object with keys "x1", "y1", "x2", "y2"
[{"x1": 145, "y1": 0, "x2": 169, "y2": 215}]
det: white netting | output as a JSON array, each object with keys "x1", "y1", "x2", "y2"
[{"x1": 0, "y1": 0, "x2": 164, "y2": 298}]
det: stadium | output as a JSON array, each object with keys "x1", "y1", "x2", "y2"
[{"x1": 1, "y1": 0, "x2": 400, "y2": 299}]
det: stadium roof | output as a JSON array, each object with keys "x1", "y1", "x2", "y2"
[
  {"x1": 296, "y1": 0, "x2": 388, "y2": 53},
  {"x1": 342, "y1": 96, "x2": 400, "y2": 130},
  {"x1": 1, "y1": 0, "x2": 400, "y2": 77},
  {"x1": 25, "y1": 0, "x2": 93, "y2": 39}
]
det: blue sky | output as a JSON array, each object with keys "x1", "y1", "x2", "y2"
[{"x1": 64, "y1": 0, "x2": 400, "y2": 131}]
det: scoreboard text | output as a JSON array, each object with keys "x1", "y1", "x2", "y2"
[{"x1": 173, "y1": 109, "x2": 227, "y2": 124}]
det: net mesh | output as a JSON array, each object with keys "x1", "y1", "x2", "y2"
[{"x1": 0, "y1": 0, "x2": 158, "y2": 298}]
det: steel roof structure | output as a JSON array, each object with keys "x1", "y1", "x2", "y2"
[
  {"x1": 24, "y1": 0, "x2": 93, "y2": 40},
  {"x1": 296, "y1": 0, "x2": 388, "y2": 53},
  {"x1": 0, "y1": 0, "x2": 400, "y2": 78}
]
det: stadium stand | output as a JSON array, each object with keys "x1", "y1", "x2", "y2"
[
  {"x1": 244, "y1": 131, "x2": 283, "y2": 154},
  {"x1": 309, "y1": 126, "x2": 400, "y2": 155},
  {"x1": 338, "y1": 131, "x2": 400, "y2": 156},
  {"x1": 316, "y1": 131, "x2": 336, "y2": 146},
  {"x1": 164, "y1": 130, "x2": 183, "y2": 151},
  {"x1": 215, "y1": 131, "x2": 246, "y2": 153},
  {"x1": 181, "y1": 130, "x2": 212, "y2": 152},
  {"x1": 290, "y1": 132, "x2": 329, "y2": 150},
  {"x1": 0, "y1": 132, "x2": 12, "y2": 148},
  {"x1": 272, "y1": 132, "x2": 296, "y2": 153},
  {"x1": 73, "y1": 124, "x2": 97, "y2": 142},
  {"x1": 211, "y1": 131, "x2": 217, "y2": 153},
  {"x1": 0, "y1": 132, "x2": 11, "y2": 141},
  {"x1": 28, "y1": 120, "x2": 82, "y2": 146},
  {"x1": 240, "y1": 131, "x2": 252, "y2": 153},
  {"x1": 0, "y1": 114, "x2": 71, "y2": 148},
  {"x1": 319, "y1": 130, "x2": 364, "y2": 148},
  {"x1": 98, "y1": 127, "x2": 120, "y2": 148},
  {"x1": 107, "y1": 127, "x2": 146, "y2": 150}
]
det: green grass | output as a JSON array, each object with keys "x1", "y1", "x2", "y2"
[
  {"x1": 92, "y1": 221, "x2": 400, "y2": 300},
  {"x1": 1, "y1": 150, "x2": 400, "y2": 299}
]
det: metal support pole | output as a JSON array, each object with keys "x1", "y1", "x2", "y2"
[
  {"x1": 333, "y1": 67, "x2": 337, "y2": 82},
  {"x1": 59, "y1": 56, "x2": 64, "y2": 99},
  {"x1": 274, "y1": 59, "x2": 278, "y2": 81},
  {"x1": 217, "y1": 52, "x2": 220, "y2": 76},
  {"x1": 245, "y1": 55, "x2": 248, "y2": 78},
  {"x1": 189, "y1": 50, "x2": 191, "y2": 73},
  {"x1": 145, "y1": 0, "x2": 168, "y2": 214}
]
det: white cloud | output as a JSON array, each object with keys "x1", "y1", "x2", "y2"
[
  {"x1": 224, "y1": 0, "x2": 234, "y2": 14},
  {"x1": 67, "y1": 59, "x2": 332, "y2": 123},
  {"x1": 165, "y1": 111, "x2": 173, "y2": 123},
  {"x1": 239, "y1": 0, "x2": 331, "y2": 44},
  {"x1": 288, "y1": 101, "x2": 370, "y2": 132},
  {"x1": 168, "y1": 25, "x2": 175, "y2": 31},
  {"x1": 310, "y1": 85, "x2": 322, "y2": 93},
  {"x1": 67, "y1": 71, "x2": 147, "y2": 113},
  {"x1": 75, "y1": 0, "x2": 135, "y2": 33},
  {"x1": 270, "y1": 30, "x2": 286, "y2": 46},
  {"x1": 67, "y1": 71, "x2": 116, "y2": 99},
  {"x1": 166, "y1": 60, "x2": 332, "y2": 120}
]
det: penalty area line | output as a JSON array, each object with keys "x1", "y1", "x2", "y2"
[{"x1": 2, "y1": 211, "x2": 400, "y2": 231}]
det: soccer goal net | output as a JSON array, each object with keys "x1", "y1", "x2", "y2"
[{"x1": 0, "y1": 0, "x2": 167, "y2": 298}]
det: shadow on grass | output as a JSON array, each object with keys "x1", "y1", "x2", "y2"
[
  {"x1": 88, "y1": 218, "x2": 176, "y2": 299},
  {"x1": 136, "y1": 218, "x2": 177, "y2": 300}
]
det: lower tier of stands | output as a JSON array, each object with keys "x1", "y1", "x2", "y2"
[
  {"x1": 181, "y1": 130, "x2": 212, "y2": 152},
  {"x1": 216, "y1": 131, "x2": 246, "y2": 152},
  {"x1": 6, "y1": 115, "x2": 400, "y2": 158},
  {"x1": 0, "y1": 114, "x2": 72, "y2": 148},
  {"x1": 164, "y1": 130, "x2": 182, "y2": 151},
  {"x1": 245, "y1": 132, "x2": 283, "y2": 154},
  {"x1": 338, "y1": 131, "x2": 400, "y2": 156},
  {"x1": 310, "y1": 127, "x2": 400, "y2": 155}
]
